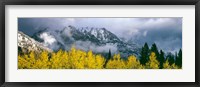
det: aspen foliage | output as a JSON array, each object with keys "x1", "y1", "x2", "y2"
[
  {"x1": 126, "y1": 55, "x2": 143, "y2": 69},
  {"x1": 18, "y1": 51, "x2": 36, "y2": 69},
  {"x1": 50, "y1": 50, "x2": 70, "y2": 69},
  {"x1": 170, "y1": 63, "x2": 179, "y2": 69},
  {"x1": 163, "y1": 60, "x2": 179, "y2": 69},
  {"x1": 18, "y1": 47, "x2": 181, "y2": 69},
  {"x1": 106, "y1": 54, "x2": 126, "y2": 69},
  {"x1": 163, "y1": 60, "x2": 171, "y2": 69},
  {"x1": 35, "y1": 51, "x2": 49, "y2": 69},
  {"x1": 18, "y1": 47, "x2": 106, "y2": 69},
  {"x1": 145, "y1": 52, "x2": 160, "y2": 69}
]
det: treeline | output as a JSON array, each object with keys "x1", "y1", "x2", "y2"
[
  {"x1": 18, "y1": 43, "x2": 182, "y2": 69},
  {"x1": 140, "y1": 43, "x2": 182, "y2": 69}
]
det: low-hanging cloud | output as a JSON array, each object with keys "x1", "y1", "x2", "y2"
[
  {"x1": 39, "y1": 32, "x2": 56, "y2": 45},
  {"x1": 37, "y1": 29, "x2": 118, "y2": 53},
  {"x1": 74, "y1": 41, "x2": 118, "y2": 53}
]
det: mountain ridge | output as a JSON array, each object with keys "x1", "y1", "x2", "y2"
[{"x1": 29, "y1": 25, "x2": 141, "y2": 58}]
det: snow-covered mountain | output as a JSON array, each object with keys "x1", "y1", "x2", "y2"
[
  {"x1": 18, "y1": 31, "x2": 52, "y2": 53},
  {"x1": 77, "y1": 26, "x2": 121, "y2": 44},
  {"x1": 31, "y1": 25, "x2": 141, "y2": 58}
]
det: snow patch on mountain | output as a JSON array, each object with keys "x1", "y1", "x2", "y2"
[{"x1": 18, "y1": 31, "x2": 52, "y2": 53}]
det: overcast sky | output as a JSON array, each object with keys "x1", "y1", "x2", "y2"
[{"x1": 18, "y1": 18, "x2": 182, "y2": 53}]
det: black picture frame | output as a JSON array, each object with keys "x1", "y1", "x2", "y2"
[{"x1": 0, "y1": 0, "x2": 199, "y2": 87}]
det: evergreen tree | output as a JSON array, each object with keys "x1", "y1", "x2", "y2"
[
  {"x1": 167, "y1": 53, "x2": 175, "y2": 65},
  {"x1": 104, "y1": 49, "x2": 111, "y2": 68},
  {"x1": 108, "y1": 49, "x2": 111, "y2": 59},
  {"x1": 159, "y1": 50, "x2": 165, "y2": 69},
  {"x1": 175, "y1": 49, "x2": 182, "y2": 68},
  {"x1": 140, "y1": 43, "x2": 149, "y2": 65},
  {"x1": 175, "y1": 52, "x2": 178, "y2": 65},
  {"x1": 150, "y1": 43, "x2": 160, "y2": 64}
]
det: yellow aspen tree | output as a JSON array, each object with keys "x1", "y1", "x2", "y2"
[
  {"x1": 138, "y1": 65, "x2": 145, "y2": 69},
  {"x1": 18, "y1": 55, "x2": 27, "y2": 69},
  {"x1": 106, "y1": 54, "x2": 126, "y2": 69},
  {"x1": 60, "y1": 51, "x2": 70, "y2": 68},
  {"x1": 36, "y1": 50, "x2": 49, "y2": 69},
  {"x1": 68, "y1": 47, "x2": 87, "y2": 69},
  {"x1": 163, "y1": 60, "x2": 171, "y2": 69},
  {"x1": 146, "y1": 52, "x2": 160, "y2": 69},
  {"x1": 163, "y1": 60, "x2": 179, "y2": 69},
  {"x1": 126, "y1": 55, "x2": 141, "y2": 69},
  {"x1": 86, "y1": 50, "x2": 96, "y2": 69},
  {"x1": 171, "y1": 63, "x2": 179, "y2": 69},
  {"x1": 18, "y1": 55, "x2": 23, "y2": 69},
  {"x1": 24, "y1": 54, "x2": 31, "y2": 68},
  {"x1": 18, "y1": 51, "x2": 36, "y2": 69},
  {"x1": 50, "y1": 50, "x2": 66, "y2": 69},
  {"x1": 75, "y1": 49, "x2": 85, "y2": 69},
  {"x1": 69, "y1": 47, "x2": 80, "y2": 69},
  {"x1": 28, "y1": 51, "x2": 36, "y2": 69},
  {"x1": 95, "y1": 55, "x2": 105, "y2": 69},
  {"x1": 50, "y1": 52, "x2": 60, "y2": 69},
  {"x1": 77, "y1": 50, "x2": 87, "y2": 68}
]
